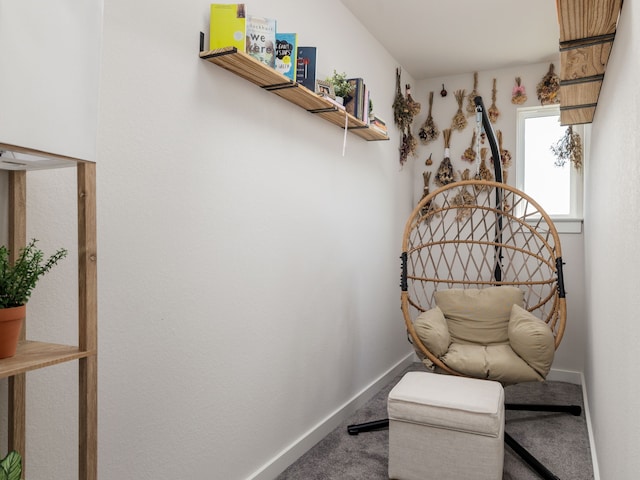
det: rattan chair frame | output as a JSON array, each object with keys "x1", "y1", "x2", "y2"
[{"x1": 400, "y1": 179, "x2": 566, "y2": 378}]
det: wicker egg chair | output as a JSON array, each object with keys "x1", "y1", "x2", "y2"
[{"x1": 348, "y1": 98, "x2": 581, "y2": 480}]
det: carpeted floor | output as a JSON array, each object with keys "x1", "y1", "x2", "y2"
[{"x1": 277, "y1": 363, "x2": 593, "y2": 480}]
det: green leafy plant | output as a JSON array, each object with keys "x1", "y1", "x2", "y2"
[
  {"x1": 326, "y1": 70, "x2": 354, "y2": 98},
  {"x1": 0, "y1": 451, "x2": 21, "y2": 480},
  {"x1": 0, "y1": 239, "x2": 68, "y2": 308}
]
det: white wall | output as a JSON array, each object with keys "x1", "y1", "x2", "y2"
[
  {"x1": 413, "y1": 63, "x2": 587, "y2": 375},
  {"x1": 584, "y1": 2, "x2": 640, "y2": 478},
  {"x1": 1, "y1": 0, "x2": 415, "y2": 479}
]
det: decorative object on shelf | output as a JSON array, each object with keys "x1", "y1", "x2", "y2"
[
  {"x1": 511, "y1": 77, "x2": 527, "y2": 104},
  {"x1": 315, "y1": 79, "x2": 335, "y2": 98},
  {"x1": 418, "y1": 92, "x2": 439, "y2": 144},
  {"x1": 435, "y1": 129, "x2": 456, "y2": 186},
  {"x1": 425, "y1": 152, "x2": 433, "y2": 166},
  {"x1": 453, "y1": 169, "x2": 475, "y2": 221},
  {"x1": 537, "y1": 63, "x2": 560, "y2": 105},
  {"x1": 488, "y1": 78, "x2": 500, "y2": 123},
  {"x1": 0, "y1": 239, "x2": 67, "y2": 359},
  {"x1": 440, "y1": 84, "x2": 448, "y2": 97},
  {"x1": 466, "y1": 72, "x2": 479, "y2": 117},
  {"x1": 326, "y1": 70, "x2": 354, "y2": 103},
  {"x1": 461, "y1": 131, "x2": 477, "y2": 163},
  {"x1": 473, "y1": 147, "x2": 494, "y2": 192},
  {"x1": 0, "y1": 450, "x2": 21, "y2": 480},
  {"x1": 451, "y1": 89, "x2": 467, "y2": 131},
  {"x1": 551, "y1": 125, "x2": 583, "y2": 170}
]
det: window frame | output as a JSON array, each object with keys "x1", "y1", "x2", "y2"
[{"x1": 515, "y1": 104, "x2": 586, "y2": 234}]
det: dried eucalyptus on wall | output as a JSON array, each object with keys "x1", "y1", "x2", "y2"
[
  {"x1": 537, "y1": 63, "x2": 560, "y2": 105},
  {"x1": 451, "y1": 90, "x2": 467, "y2": 131},
  {"x1": 511, "y1": 77, "x2": 527, "y2": 104},
  {"x1": 435, "y1": 129, "x2": 456, "y2": 186},
  {"x1": 418, "y1": 92, "x2": 440, "y2": 144},
  {"x1": 551, "y1": 126, "x2": 582, "y2": 170}
]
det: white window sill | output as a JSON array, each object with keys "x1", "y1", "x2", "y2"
[{"x1": 524, "y1": 217, "x2": 583, "y2": 234}]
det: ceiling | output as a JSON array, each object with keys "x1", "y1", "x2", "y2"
[{"x1": 340, "y1": 0, "x2": 561, "y2": 80}]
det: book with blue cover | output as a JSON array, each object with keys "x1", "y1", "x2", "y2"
[{"x1": 275, "y1": 33, "x2": 297, "y2": 81}]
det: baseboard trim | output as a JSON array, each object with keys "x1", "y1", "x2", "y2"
[
  {"x1": 248, "y1": 352, "x2": 415, "y2": 480},
  {"x1": 547, "y1": 367, "x2": 582, "y2": 384},
  {"x1": 579, "y1": 372, "x2": 600, "y2": 480}
]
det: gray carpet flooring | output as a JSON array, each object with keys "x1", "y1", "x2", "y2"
[{"x1": 277, "y1": 363, "x2": 593, "y2": 480}]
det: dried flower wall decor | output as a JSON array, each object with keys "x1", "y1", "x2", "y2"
[
  {"x1": 489, "y1": 130, "x2": 513, "y2": 182},
  {"x1": 393, "y1": 68, "x2": 410, "y2": 130},
  {"x1": 466, "y1": 72, "x2": 479, "y2": 117},
  {"x1": 399, "y1": 128, "x2": 417, "y2": 167},
  {"x1": 473, "y1": 147, "x2": 494, "y2": 192},
  {"x1": 511, "y1": 77, "x2": 527, "y2": 105},
  {"x1": 435, "y1": 129, "x2": 456, "y2": 186},
  {"x1": 405, "y1": 84, "x2": 421, "y2": 118},
  {"x1": 537, "y1": 63, "x2": 560, "y2": 105},
  {"x1": 419, "y1": 171, "x2": 441, "y2": 223},
  {"x1": 551, "y1": 126, "x2": 582, "y2": 170},
  {"x1": 425, "y1": 153, "x2": 433, "y2": 166},
  {"x1": 453, "y1": 169, "x2": 475, "y2": 221},
  {"x1": 461, "y1": 131, "x2": 477, "y2": 163},
  {"x1": 451, "y1": 89, "x2": 467, "y2": 131},
  {"x1": 418, "y1": 92, "x2": 440, "y2": 144},
  {"x1": 488, "y1": 78, "x2": 500, "y2": 123}
]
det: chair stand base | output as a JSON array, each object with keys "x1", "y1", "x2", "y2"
[
  {"x1": 347, "y1": 403, "x2": 582, "y2": 478},
  {"x1": 347, "y1": 419, "x2": 389, "y2": 435}
]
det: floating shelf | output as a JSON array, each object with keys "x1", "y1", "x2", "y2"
[
  {"x1": 0, "y1": 341, "x2": 92, "y2": 378},
  {"x1": 199, "y1": 47, "x2": 389, "y2": 142}
]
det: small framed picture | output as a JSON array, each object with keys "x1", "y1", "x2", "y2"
[{"x1": 315, "y1": 79, "x2": 335, "y2": 99}]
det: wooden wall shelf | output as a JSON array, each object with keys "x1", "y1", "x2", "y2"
[
  {"x1": 0, "y1": 142, "x2": 97, "y2": 480},
  {"x1": 199, "y1": 47, "x2": 389, "y2": 142}
]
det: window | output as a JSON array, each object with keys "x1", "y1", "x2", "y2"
[{"x1": 516, "y1": 105, "x2": 585, "y2": 233}]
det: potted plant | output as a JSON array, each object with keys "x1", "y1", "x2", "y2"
[
  {"x1": 0, "y1": 450, "x2": 21, "y2": 480},
  {"x1": 327, "y1": 70, "x2": 354, "y2": 104},
  {"x1": 0, "y1": 239, "x2": 67, "y2": 359}
]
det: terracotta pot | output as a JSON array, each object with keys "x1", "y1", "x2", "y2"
[{"x1": 0, "y1": 305, "x2": 26, "y2": 359}]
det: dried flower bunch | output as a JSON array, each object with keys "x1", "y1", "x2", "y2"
[
  {"x1": 490, "y1": 130, "x2": 512, "y2": 182},
  {"x1": 419, "y1": 171, "x2": 440, "y2": 222},
  {"x1": 393, "y1": 68, "x2": 411, "y2": 130},
  {"x1": 399, "y1": 128, "x2": 418, "y2": 167},
  {"x1": 551, "y1": 126, "x2": 582, "y2": 170},
  {"x1": 451, "y1": 89, "x2": 467, "y2": 131},
  {"x1": 418, "y1": 92, "x2": 440, "y2": 144},
  {"x1": 488, "y1": 78, "x2": 500, "y2": 123},
  {"x1": 435, "y1": 129, "x2": 456, "y2": 186},
  {"x1": 453, "y1": 169, "x2": 475, "y2": 221},
  {"x1": 466, "y1": 72, "x2": 479, "y2": 117},
  {"x1": 537, "y1": 63, "x2": 560, "y2": 105},
  {"x1": 405, "y1": 84, "x2": 421, "y2": 118},
  {"x1": 511, "y1": 77, "x2": 527, "y2": 105},
  {"x1": 473, "y1": 147, "x2": 494, "y2": 193},
  {"x1": 461, "y1": 131, "x2": 477, "y2": 163}
]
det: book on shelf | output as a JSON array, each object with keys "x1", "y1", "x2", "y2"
[
  {"x1": 246, "y1": 15, "x2": 276, "y2": 68},
  {"x1": 369, "y1": 124, "x2": 388, "y2": 137},
  {"x1": 296, "y1": 46, "x2": 317, "y2": 91},
  {"x1": 275, "y1": 33, "x2": 297, "y2": 81},
  {"x1": 209, "y1": 3, "x2": 247, "y2": 51},
  {"x1": 344, "y1": 78, "x2": 364, "y2": 120}
]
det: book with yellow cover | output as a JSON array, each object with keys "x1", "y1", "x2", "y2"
[{"x1": 209, "y1": 3, "x2": 246, "y2": 51}]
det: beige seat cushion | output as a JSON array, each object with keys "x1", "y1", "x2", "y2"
[
  {"x1": 508, "y1": 304, "x2": 555, "y2": 377},
  {"x1": 435, "y1": 287, "x2": 524, "y2": 345},
  {"x1": 441, "y1": 342, "x2": 545, "y2": 384}
]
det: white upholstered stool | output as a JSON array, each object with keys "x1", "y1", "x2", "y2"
[{"x1": 387, "y1": 371, "x2": 504, "y2": 480}]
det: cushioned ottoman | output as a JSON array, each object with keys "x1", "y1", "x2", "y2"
[{"x1": 388, "y1": 371, "x2": 504, "y2": 480}]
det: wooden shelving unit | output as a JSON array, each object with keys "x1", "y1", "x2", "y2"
[
  {"x1": 199, "y1": 47, "x2": 389, "y2": 142},
  {"x1": 0, "y1": 142, "x2": 97, "y2": 480}
]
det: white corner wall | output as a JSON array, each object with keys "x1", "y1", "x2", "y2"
[
  {"x1": 583, "y1": 2, "x2": 640, "y2": 478},
  {"x1": 1, "y1": 0, "x2": 417, "y2": 479},
  {"x1": 413, "y1": 63, "x2": 587, "y2": 375}
]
